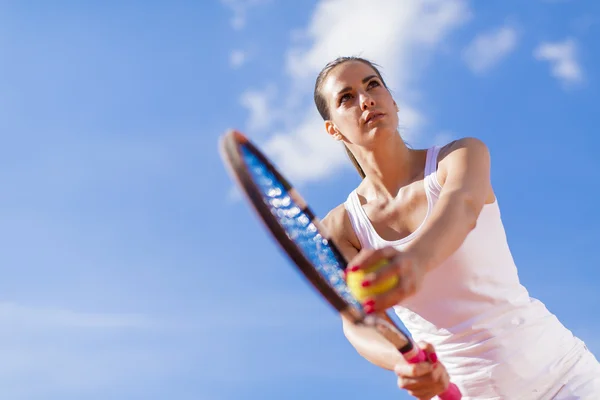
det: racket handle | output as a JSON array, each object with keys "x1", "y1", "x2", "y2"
[
  {"x1": 406, "y1": 348, "x2": 462, "y2": 400},
  {"x1": 368, "y1": 315, "x2": 461, "y2": 399}
]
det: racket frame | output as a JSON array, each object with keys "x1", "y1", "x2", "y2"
[{"x1": 219, "y1": 129, "x2": 461, "y2": 400}]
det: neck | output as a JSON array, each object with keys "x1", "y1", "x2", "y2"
[{"x1": 353, "y1": 132, "x2": 419, "y2": 199}]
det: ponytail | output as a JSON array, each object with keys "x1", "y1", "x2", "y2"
[{"x1": 344, "y1": 145, "x2": 366, "y2": 179}]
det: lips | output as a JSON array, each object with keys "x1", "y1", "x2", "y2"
[{"x1": 365, "y1": 112, "x2": 384, "y2": 124}]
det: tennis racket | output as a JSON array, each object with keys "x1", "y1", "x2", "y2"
[{"x1": 219, "y1": 130, "x2": 461, "y2": 400}]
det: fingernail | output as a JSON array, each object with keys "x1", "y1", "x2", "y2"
[
  {"x1": 361, "y1": 280, "x2": 371, "y2": 287},
  {"x1": 364, "y1": 299, "x2": 375, "y2": 307},
  {"x1": 364, "y1": 304, "x2": 375, "y2": 314},
  {"x1": 349, "y1": 265, "x2": 360, "y2": 273},
  {"x1": 428, "y1": 352, "x2": 438, "y2": 364}
]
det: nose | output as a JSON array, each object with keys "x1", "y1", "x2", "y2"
[{"x1": 360, "y1": 92, "x2": 375, "y2": 110}]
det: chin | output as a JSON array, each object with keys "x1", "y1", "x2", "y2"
[{"x1": 366, "y1": 125, "x2": 395, "y2": 138}]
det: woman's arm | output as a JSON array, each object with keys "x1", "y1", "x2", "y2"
[
  {"x1": 405, "y1": 136, "x2": 494, "y2": 273},
  {"x1": 348, "y1": 137, "x2": 496, "y2": 311},
  {"x1": 322, "y1": 205, "x2": 403, "y2": 370},
  {"x1": 341, "y1": 314, "x2": 403, "y2": 370},
  {"x1": 323, "y1": 206, "x2": 453, "y2": 397}
]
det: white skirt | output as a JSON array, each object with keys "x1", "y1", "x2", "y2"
[{"x1": 547, "y1": 343, "x2": 600, "y2": 399}]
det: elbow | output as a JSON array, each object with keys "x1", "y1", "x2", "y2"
[{"x1": 459, "y1": 193, "x2": 483, "y2": 232}]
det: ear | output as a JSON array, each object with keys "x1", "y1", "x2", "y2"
[{"x1": 325, "y1": 121, "x2": 344, "y2": 141}]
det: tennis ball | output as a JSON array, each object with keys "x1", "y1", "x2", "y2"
[{"x1": 346, "y1": 259, "x2": 398, "y2": 302}]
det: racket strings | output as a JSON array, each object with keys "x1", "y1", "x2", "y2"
[{"x1": 241, "y1": 145, "x2": 362, "y2": 311}]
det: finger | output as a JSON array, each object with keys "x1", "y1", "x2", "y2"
[
  {"x1": 398, "y1": 374, "x2": 441, "y2": 400},
  {"x1": 404, "y1": 361, "x2": 449, "y2": 398},
  {"x1": 347, "y1": 246, "x2": 397, "y2": 272},
  {"x1": 418, "y1": 342, "x2": 439, "y2": 364},
  {"x1": 365, "y1": 289, "x2": 402, "y2": 312},
  {"x1": 346, "y1": 248, "x2": 378, "y2": 272},
  {"x1": 397, "y1": 376, "x2": 434, "y2": 392},
  {"x1": 430, "y1": 362, "x2": 450, "y2": 391},
  {"x1": 365, "y1": 256, "x2": 422, "y2": 311},
  {"x1": 418, "y1": 341, "x2": 435, "y2": 355},
  {"x1": 346, "y1": 248, "x2": 374, "y2": 273},
  {"x1": 407, "y1": 372, "x2": 447, "y2": 400},
  {"x1": 416, "y1": 342, "x2": 447, "y2": 387},
  {"x1": 394, "y1": 361, "x2": 433, "y2": 378},
  {"x1": 362, "y1": 254, "x2": 405, "y2": 286},
  {"x1": 365, "y1": 275, "x2": 417, "y2": 311},
  {"x1": 408, "y1": 387, "x2": 437, "y2": 400}
]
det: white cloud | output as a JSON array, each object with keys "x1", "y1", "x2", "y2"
[
  {"x1": 285, "y1": 0, "x2": 469, "y2": 90},
  {"x1": 432, "y1": 131, "x2": 458, "y2": 147},
  {"x1": 398, "y1": 104, "x2": 426, "y2": 140},
  {"x1": 220, "y1": 0, "x2": 269, "y2": 30},
  {"x1": 229, "y1": 49, "x2": 247, "y2": 68},
  {"x1": 263, "y1": 109, "x2": 348, "y2": 183},
  {"x1": 534, "y1": 38, "x2": 583, "y2": 86},
  {"x1": 462, "y1": 25, "x2": 518, "y2": 73},
  {"x1": 245, "y1": 0, "x2": 471, "y2": 185},
  {"x1": 240, "y1": 84, "x2": 278, "y2": 133}
]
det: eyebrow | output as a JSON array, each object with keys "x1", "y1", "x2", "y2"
[{"x1": 336, "y1": 75, "x2": 378, "y2": 97}]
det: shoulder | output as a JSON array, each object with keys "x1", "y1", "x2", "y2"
[
  {"x1": 321, "y1": 203, "x2": 361, "y2": 254},
  {"x1": 438, "y1": 137, "x2": 490, "y2": 161},
  {"x1": 435, "y1": 137, "x2": 491, "y2": 185},
  {"x1": 322, "y1": 203, "x2": 350, "y2": 238}
]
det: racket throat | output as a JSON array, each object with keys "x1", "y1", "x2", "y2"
[{"x1": 364, "y1": 314, "x2": 415, "y2": 354}]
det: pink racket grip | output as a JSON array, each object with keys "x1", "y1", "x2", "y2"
[{"x1": 407, "y1": 348, "x2": 462, "y2": 400}]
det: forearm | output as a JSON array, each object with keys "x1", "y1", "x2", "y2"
[
  {"x1": 342, "y1": 316, "x2": 403, "y2": 371},
  {"x1": 407, "y1": 191, "x2": 480, "y2": 272}
]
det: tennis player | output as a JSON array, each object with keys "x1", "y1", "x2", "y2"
[{"x1": 316, "y1": 56, "x2": 600, "y2": 399}]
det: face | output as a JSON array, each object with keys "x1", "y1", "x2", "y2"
[{"x1": 322, "y1": 61, "x2": 399, "y2": 146}]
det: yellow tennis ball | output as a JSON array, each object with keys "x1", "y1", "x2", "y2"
[{"x1": 346, "y1": 259, "x2": 398, "y2": 302}]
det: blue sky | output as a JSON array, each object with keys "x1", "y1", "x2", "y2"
[{"x1": 0, "y1": 1, "x2": 598, "y2": 399}]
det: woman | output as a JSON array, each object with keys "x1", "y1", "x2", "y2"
[{"x1": 316, "y1": 56, "x2": 600, "y2": 399}]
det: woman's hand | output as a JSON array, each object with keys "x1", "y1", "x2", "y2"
[
  {"x1": 395, "y1": 342, "x2": 450, "y2": 400},
  {"x1": 347, "y1": 246, "x2": 426, "y2": 312}
]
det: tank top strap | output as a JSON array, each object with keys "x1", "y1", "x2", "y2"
[
  {"x1": 424, "y1": 145, "x2": 444, "y2": 199},
  {"x1": 343, "y1": 144, "x2": 445, "y2": 250},
  {"x1": 343, "y1": 189, "x2": 376, "y2": 249}
]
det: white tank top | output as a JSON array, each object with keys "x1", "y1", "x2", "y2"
[{"x1": 344, "y1": 145, "x2": 585, "y2": 399}]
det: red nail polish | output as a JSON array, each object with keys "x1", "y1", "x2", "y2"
[
  {"x1": 429, "y1": 352, "x2": 438, "y2": 364},
  {"x1": 349, "y1": 265, "x2": 360, "y2": 272},
  {"x1": 361, "y1": 280, "x2": 371, "y2": 287},
  {"x1": 364, "y1": 299, "x2": 375, "y2": 307},
  {"x1": 364, "y1": 305, "x2": 375, "y2": 314}
]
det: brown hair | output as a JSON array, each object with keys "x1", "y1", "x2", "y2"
[{"x1": 313, "y1": 56, "x2": 390, "y2": 179}]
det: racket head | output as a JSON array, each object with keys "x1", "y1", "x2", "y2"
[
  {"x1": 220, "y1": 130, "x2": 460, "y2": 399},
  {"x1": 220, "y1": 129, "x2": 364, "y2": 322}
]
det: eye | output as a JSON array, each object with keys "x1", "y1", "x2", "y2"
[
  {"x1": 367, "y1": 79, "x2": 380, "y2": 89},
  {"x1": 339, "y1": 93, "x2": 353, "y2": 105}
]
